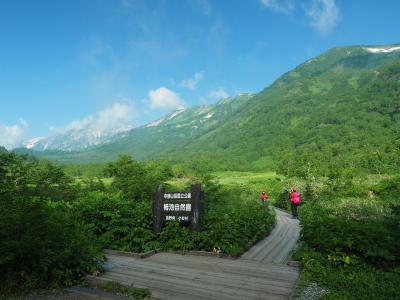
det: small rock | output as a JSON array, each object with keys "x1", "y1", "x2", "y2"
[{"x1": 299, "y1": 282, "x2": 327, "y2": 300}]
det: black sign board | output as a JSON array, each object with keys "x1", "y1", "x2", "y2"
[{"x1": 153, "y1": 184, "x2": 203, "y2": 234}]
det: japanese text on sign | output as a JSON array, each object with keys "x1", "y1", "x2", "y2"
[
  {"x1": 165, "y1": 215, "x2": 189, "y2": 221},
  {"x1": 163, "y1": 193, "x2": 191, "y2": 199},
  {"x1": 163, "y1": 203, "x2": 191, "y2": 212}
]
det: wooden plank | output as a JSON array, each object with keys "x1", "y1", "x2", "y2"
[
  {"x1": 102, "y1": 271, "x2": 289, "y2": 300},
  {"x1": 108, "y1": 256, "x2": 298, "y2": 283},
  {"x1": 241, "y1": 208, "x2": 300, "y2": 264},
  {"x1": 108, "y1": 264, "x2": 296, "y2": 293}
]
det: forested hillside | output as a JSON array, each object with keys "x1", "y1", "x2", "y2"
[
  {"x1": 185, "y1": 46, "x2": 400, "y2": 175},
  {"x1": 20, "y1": 45, "x2": 400, "y2": 176}
]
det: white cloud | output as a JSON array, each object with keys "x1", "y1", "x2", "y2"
[
  {"x1": 149, "y1": 87, "x2": 185, "y2": 110},
  {"x1": 97, "y1": 102, "x2": 134, "y2": 131},
  {"x1": 0, "y1": 119, "x2": 29, "y2": 149},
  {"x1": 260, "y1": 0, "x2": 295, "y2": 13},
  {"x1": 180, "y1": 71, "x2": 205, "y2": 90},
  {"x1": 208, "y1": 88, "x2": 229, "y2": 99},
  {"x1": 306, "y1": 0, "x2": 340, "y2": 35},
  {"x1": 58, "y1": 101, "x2": 135, "y2": 134}
]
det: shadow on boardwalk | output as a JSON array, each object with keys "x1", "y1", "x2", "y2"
[{"x1": 87, "y1": 208, "x2": 301, "y2": 300}]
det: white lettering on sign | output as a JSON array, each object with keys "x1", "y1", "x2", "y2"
[
  {"x1": 165, "y1": 215, "x2": 189, "y2": 221},
  {"x1": 163, "y1": 193, "x2": 191, "y2": 199},
  {"x1": 163, "y1": 203, "x2": 192, "y2": 212}
]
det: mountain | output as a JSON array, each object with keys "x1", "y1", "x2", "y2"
[
  {"x1": 180, "y1": 44, "x2": 400, "y2": 173},
  {"x1": 23, "y1": 125, "x2": 134, "y2": 152},
  {"x1": 20, "y1": 45, "x2": 400, "y2": 175},
  {"x1": 18, "y1": 93, "x2": 254, "y2": 163}
]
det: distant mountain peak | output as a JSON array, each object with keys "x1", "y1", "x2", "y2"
[{"x1": 23, "y1": 125, "x2": 134, "y2": 152}]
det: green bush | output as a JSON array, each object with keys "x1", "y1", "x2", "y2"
[
  {"x1": 295, "y1": 192, "x2": 400, "y2": 299},
  {"x1": 0, "y1": 198, "x2": 103, "y2": 294},
  {"x1": 73, "y1": 182, "x2": 276, "y2": 257},
  {"x1": 104, "y1": 155, "x2": 173, "y2": 201},
  {"x1": 295, "y1": 247, "x2": 400, "y2": 300},
  {"x1": 299, "y1": 198, "x2": 399, "y2": 267},
  {"x1": 72, "y1": 192, "x2": 157, "y2": 252},
  {"x1": 199, "y1": 184, "x2": 275, "y2": 256},
  {"x1": 372, "y1": 175, "x2": 400, "y2": 200}
]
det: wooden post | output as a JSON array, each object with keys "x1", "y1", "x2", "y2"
[
  {"x1": 153, "y1": 185, "x2": 164, "y2": 234},
  {"x1": 190, "y1": 184, "x2": 203, "y2": 232}
]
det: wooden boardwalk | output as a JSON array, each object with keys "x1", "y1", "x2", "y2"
[
  {"x1": 241, "y1": 208, "x2": 300, "y2": 264},
  {"x1": 90, "y1": 208, "x2": 300, "y2": 300}
]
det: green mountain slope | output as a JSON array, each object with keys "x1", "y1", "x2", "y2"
[
  {"x1": 19, "y1": 93, "x2": 254, "y2": 164},
  {"x1": 22, "y1": 45, "x2": 400, "y2": 175},
  {"x1": 183, "y1": 45, "x2": 400, "y2": 174}
]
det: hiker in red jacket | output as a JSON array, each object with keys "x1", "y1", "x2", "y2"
[
  {"x1": 290, "y1": 188, "x2": 301, "y2": 218},
  {"x1": 259, "y1": 191, "x2": 269, "y2": 205}
]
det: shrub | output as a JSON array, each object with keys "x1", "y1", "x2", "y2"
[
  {"x1": 72, "y1": 192, "x2": 156, "y2": 252},
  {"x1": 0, "y1": 198, "x2": 103, "y2": 294},
  {"x1": 299, "y1": 198, "x2": 399, "y2": 267},
  {"x1": 295, "y1": 247, "x2": 400, "y2": 300}
]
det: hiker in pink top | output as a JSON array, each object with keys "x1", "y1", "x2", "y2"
[{"x1": 290, "y1": 188, "x2": 301, "y2": 218}]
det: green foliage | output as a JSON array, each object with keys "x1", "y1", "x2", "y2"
[
  {"x1": 0, "y1": 152, "x2": 79, "y2": 202},
  {"x1": 72, "y1": 192, "x2": 157, "y2": 252},
  {"x1": 104, "y1": 155, "x2": 173, "y2": 201},
  {"x1": 63, "y1": 163, "x2": 106, "y2": 178},
  {"x1": 159, "y1": 221, "x2": 198, "y2": 250},
  {"x1": 199, "y1": 184, "x2": 275, "y2": 256},
  {"x1": 371, "y1": 175, "x2": 400, "y2": 201},
  {"x1": 295, "y1": 182, "x2": 400, "y2": 299},
  {"x1": 296, "y1": 247, "x2": 400, "y2": 300},
  {"x1": 0, "y1": 152, "x2": 103, "y2": 294},
  {"x1": 299, "y1": 197, "x2": 399, "y2": 267},
  {"x1": 73, "y1": 175, "x2": 275, "y2": 257},
  {"x1": 97, "y1": 281, "x2": 151, "y2": 300},
  {"x1": 0, "y1": 197, "x2": 103, "y2": 294}
]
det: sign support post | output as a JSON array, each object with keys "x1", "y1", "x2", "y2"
[
  {"x1": 153, "y1": 185, "x2": 164, "y2": 235},
  {"x1": 190, "y1": 184, "x2": 202, "y2": 232}
]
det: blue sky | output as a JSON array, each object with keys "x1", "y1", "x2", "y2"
[{"x1": 0, "y1": 0, "x2": 399, "y2": 148}]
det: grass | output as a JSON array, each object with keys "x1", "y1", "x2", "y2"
[
  {"x1": 74, "y1": 177, "x2": 113, "y2": 186},
  {"x1": 211, "y1": 171, "x2": 279, "y2": 185},
  {"x1": 96, "y1": 281, "x2": 151, "y2": 300}
]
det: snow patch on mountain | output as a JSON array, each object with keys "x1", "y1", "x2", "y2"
[
  {"x1": 364, "y1": 46, "x2": 400, "y2": 53},
  {"x1": 204, "y1": 112, "x2": 214, "y2": 119},
  {"x1": 25, "y1": 137, "x2": 46, "y2": 149},
  {"x1": 146, "y1": 118, "x2": 165, "y2": 127},
  {"x1": 24, "y1": 126, "x2": 134, "y2": 151},
  {"x1": 167, "y1": 109, "x2": 186, "y2": 120}
]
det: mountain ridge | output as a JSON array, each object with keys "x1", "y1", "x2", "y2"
[{"x1": 16, "y1": 44, "x2": 400, "y2": 174}]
